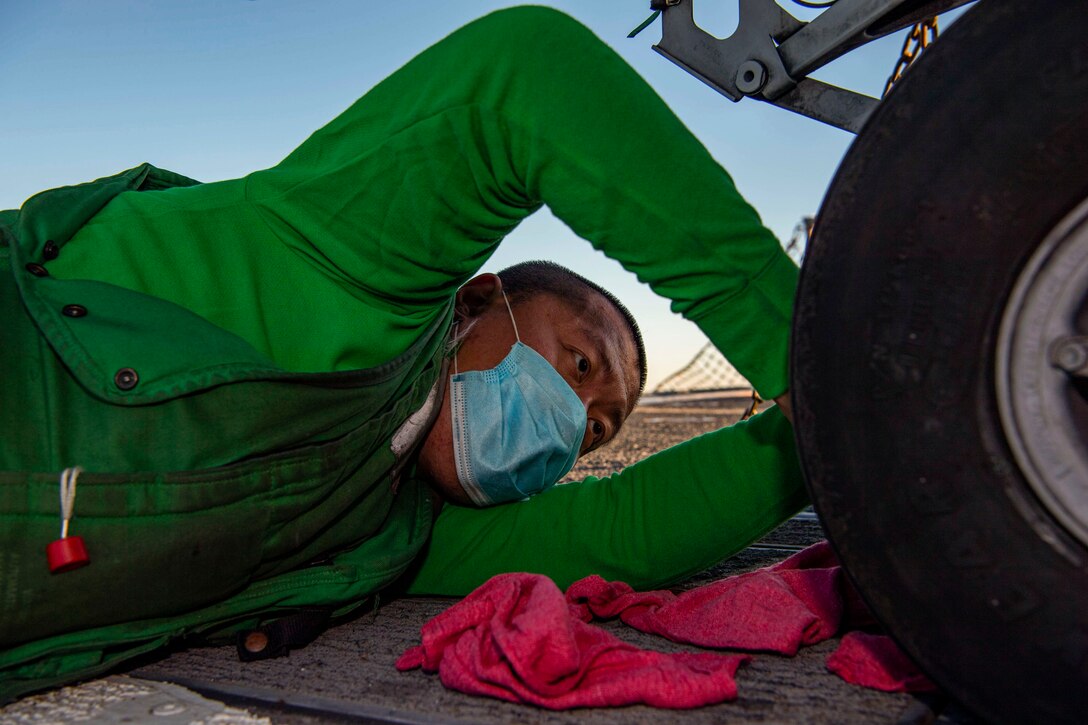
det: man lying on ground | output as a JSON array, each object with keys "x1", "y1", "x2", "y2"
[{"x1": 0, "y1": 6, "x2": 806, "y2": 698}]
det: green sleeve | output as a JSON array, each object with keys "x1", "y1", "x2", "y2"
[
  {"x1": 51, "y1": 7, "x2": 795, "y2": 391},
  {"x1": 401, "y1": 407, "x2": 809, "y2": 595},
  {"x1": 244, "y1": 6, "x2": 797, "y2": 395}
]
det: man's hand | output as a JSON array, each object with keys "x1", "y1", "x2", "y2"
[{"x1": 773, "y1": 391, "x2": 793, "y2": 424}]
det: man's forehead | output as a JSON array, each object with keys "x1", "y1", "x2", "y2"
[
  {"x1": 535, "y1": 289, "x2": 627, "y2": 341},
  {"x1": 516, "y1": 289, "x2": 639, "y2": 384}
]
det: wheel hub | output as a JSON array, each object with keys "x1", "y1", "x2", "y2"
[{"x1": 997, "y1": 196, "x2": 1088, "y2": 549}]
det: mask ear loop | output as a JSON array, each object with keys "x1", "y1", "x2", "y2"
[
  {"x1": 452, "y1": 322, "x2": 459, "y2": 375},
  {"x1": 501, "y1": 290, "x2": 520, "y2": 343}
]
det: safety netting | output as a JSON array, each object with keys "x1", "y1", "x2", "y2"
[{"x1": 653, "y1": 343, "x2": 751, "y2": 394}]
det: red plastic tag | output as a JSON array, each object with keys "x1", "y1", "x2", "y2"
[{"x1": 47, "y1": 536, "x2": 90, "y2": 574}]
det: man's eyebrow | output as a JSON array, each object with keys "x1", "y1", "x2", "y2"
[
  {"x1": 577, "y1": 322, "x2": 631, "y2": 429},
  {"x1": 604, "y1": 402, "x2": 625, "y2": 439},
  {"x1": 578, "y1": 322, "x2": 622, "y2": 378},
  {"x1": 597, "y1": 336, "x2": 618, "y2": 377},
  {"x1": 577, "y1": 323, "x2": 618, "y2": 376}
]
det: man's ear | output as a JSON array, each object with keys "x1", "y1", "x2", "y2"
[{"x1": 455, "y1": 273, "x2": 504, "y2": 320}]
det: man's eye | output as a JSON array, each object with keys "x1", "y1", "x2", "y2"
[
  {"x1": 590, "y1": 420, "x2": 604, "y2": 439},
  {"x1": 575, "y1": 353, "x2": 590, "y2": 376}
]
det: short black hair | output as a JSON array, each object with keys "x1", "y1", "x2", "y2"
[{"x1": 496, "y1": 260, "x2": 647, "y2": 397}]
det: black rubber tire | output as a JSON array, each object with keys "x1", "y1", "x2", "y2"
[{"x1": 792, "y1": 1, "x2": 1088, "y2": 723}]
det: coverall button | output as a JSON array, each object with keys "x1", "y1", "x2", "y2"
[
  {"x1": 26, "y1": 263, "x2": 49, "y2": 277},
  {"x1": 243, "y1": 631, "x2": 269, "y2": 654},
  {"x1": 43, "y1": 240, "x2": 60, "y2": 260},
  {"x1": 62, "y1": 304, "x2": 87, "y2": 318},
  {"x1": 114, "y1": 367, "x2": 139, "y2": 390}
]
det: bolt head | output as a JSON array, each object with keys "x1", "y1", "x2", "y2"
[
  {"x1": 735, "y1": 60, "x2": 767, "y2": 95},
  {"x1": 1051, "y1": 337, "x2": 1088, "y2": 372}
]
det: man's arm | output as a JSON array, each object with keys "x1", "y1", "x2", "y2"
[
  {"x1": 401, "y1": 407, "x2": 807, "y2": 595},
  {"x1": 243, "y1": 6, "x2": 796, "y2": 397}
]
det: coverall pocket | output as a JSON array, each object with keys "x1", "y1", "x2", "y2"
[{"x1": 0, "y1": 466, "x2": 274, "y2": 648}]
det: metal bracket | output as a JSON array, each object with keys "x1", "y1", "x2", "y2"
[
  {"x1": 655, "y1": 0, "x2": 803, "y2": 102},
  {"x1": 652, "y1": 0, "x2": 973, "y2": 133}
]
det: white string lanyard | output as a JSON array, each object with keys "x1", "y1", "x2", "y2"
[
  {"x1": 59, "y1": 466, "x2": 83, "y2": 539},
  {"x1": 47, "y1": 466, "x2": 91, "y2": 573}
]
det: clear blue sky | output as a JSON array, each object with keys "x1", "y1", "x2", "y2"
[{"x1": 0, "y1": 1, "x2": 965, "y2": 391}]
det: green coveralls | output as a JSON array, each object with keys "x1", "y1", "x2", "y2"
[{"x1": 0, "y1": 7, "x2": 806, "y2": 697}]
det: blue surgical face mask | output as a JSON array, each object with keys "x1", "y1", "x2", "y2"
[{"x1": 449, "y1": 292, "x2": 587, "y2": 506}]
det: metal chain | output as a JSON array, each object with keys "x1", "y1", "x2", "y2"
[
  {"x1": 883, "y1": 17, "x2": 939, "y2": 98},
  {"x1": 740, "y1": 390, "x2": 762, "y2": 421}
]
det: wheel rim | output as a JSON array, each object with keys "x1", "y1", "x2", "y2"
[{"x1": 996, "y1": 195, "x2": 1088, "y2": 550}]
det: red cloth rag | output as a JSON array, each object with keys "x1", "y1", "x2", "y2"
[
  {"x1": 398, "y1": 542, "x2": 935, "y2": 706},
  {"x1": 395, "y1": 572, "x2": 750, "y2": 709},
  {"x1": 566, "y1": 541, "x2": 930, "y2": 692},
  {"x1": 566, "y1": 541, "x2": 849, "y2": 655},
  {"x1": 827, "y1": 631, "x2": 937, "y2": 693}
]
